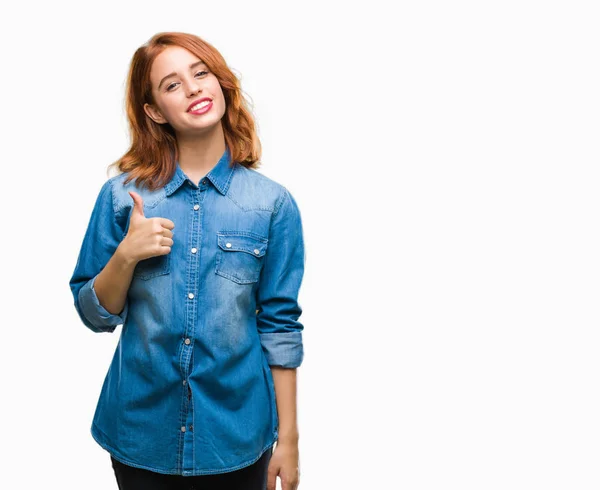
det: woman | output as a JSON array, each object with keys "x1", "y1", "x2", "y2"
[{"x1": 68, "y1": 31, "x2": 305, "y2": 490}]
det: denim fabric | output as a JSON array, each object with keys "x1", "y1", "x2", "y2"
[{"x1": 69, "y1": 146, "x2": 305, "y2": 476}]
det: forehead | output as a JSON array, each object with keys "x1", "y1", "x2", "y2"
[{"x1": 151, "y1": 46, "x2": 203, "y2": 79}]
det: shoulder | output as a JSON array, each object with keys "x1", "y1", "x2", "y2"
[
  {"x1": 229, "y1": 164, "x2": 291, "y2": 212},
  {"x1": 106, "y1": 171, "x2": 165, "y2": 212}
]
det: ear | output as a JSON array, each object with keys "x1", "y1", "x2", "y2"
[{"x1": 144, "y1": 102, "x2": 167, "y2": 124}]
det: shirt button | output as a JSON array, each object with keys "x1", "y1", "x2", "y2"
[
  {"x1": 181, "y1": 426, "x2": 186, "y2": 432},
  {"x1": 226, "y1": 242, "x2": 232, "y2": 248},
  {"x1": 191, "y1": 248, "x2": 197, "y2": 254},
  {"x1": 183, "y1": 380, "x2": 187, "y2": 385},
  {"x1": 254, "y1": 249, "x2": 260, "y2": 255},
  {"x1": 201, "y1": 179, "x2": 207, "y2": 184},
  {"x1": 184, "y1": 338, "x2": 191, "y2": 345},
  {"x1": 188, "y1": 293, "x2": 194, "y2": 299},
  {"x1": 189, "y1": 425, "x2": 194, "y2": 431},
  {"x1": 193, "y1": 204, "x2": 199, "y2": 210}
]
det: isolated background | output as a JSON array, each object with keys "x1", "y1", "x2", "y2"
[{"x1": 1, "y1": 1, "x2": 599, "y2": 488}]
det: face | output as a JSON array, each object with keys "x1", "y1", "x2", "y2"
[{"x1": 144, "y1": 46, "x2": 226, "y2": 135}]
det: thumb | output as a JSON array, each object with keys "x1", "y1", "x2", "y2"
[{"x1": 129, "y1": 191, "x2": 145, "y2": 219}]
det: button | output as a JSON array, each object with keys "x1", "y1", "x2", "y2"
[
  {"x1": 193, "y1": 204, "x2": 199, "y2": 210},
  {"x1": 226, "y1": 242, "x2": 232, "y2": 248},
  {"x1": 188, "y1": 293, "x2": 194, "y2": 299},
  {"x1": 254, "y1": 249, "x2": 260, "y2": 255},
  {"x1": 181, "y1": 426, "x2": 186, "y2": 432},
  {"x1": 191, "y1": 248, "x2": 197, "y2": 254},
  {"x1": 189, "y1": 425, "x2": 194, "y2": 431},
  {"x1": 201, "y1": 179, "x2": 207, "y2": 184},
  {"x1": 184, "y1": 338, "x2": 191, "y2": 345},
  {"x1": 183, "y1": 380, "x2": 187, "y2": 385}
]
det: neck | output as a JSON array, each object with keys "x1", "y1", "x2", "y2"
[{"x1": 175, "y1": 123, "x2": 227, "y2": 177}]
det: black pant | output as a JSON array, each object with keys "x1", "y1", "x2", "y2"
[{"x1": 110, "y1": 447, "x2": 273, "y2": 490}]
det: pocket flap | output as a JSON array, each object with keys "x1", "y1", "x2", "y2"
[{"x1": 217, "y1": 233, "x2": 268, "y2": 257}]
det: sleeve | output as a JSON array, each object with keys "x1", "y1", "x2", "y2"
[
  {"x1": 69, "y1": 179, "x2": 129, "y2": 333},
  {"x1": 255, "y1": 186, "x2": 306, "y2": 368}
]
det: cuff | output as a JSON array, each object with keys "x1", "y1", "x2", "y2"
[
  {"x1": 78, "y1": 275, "x2": 128, "y2": 332},
  {"x1": 259, "y1": 332, "x2": 304, "y2": 368}
]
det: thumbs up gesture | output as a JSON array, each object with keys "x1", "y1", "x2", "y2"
[{"x1": 122, "y1": 191, "x2": 175, "y2": 264}]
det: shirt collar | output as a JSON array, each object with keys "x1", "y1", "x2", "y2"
[{"x1": 164, "y1": 146, "x2": 236, "y2": 197}]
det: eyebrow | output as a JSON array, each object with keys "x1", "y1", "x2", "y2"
[{"x1": 158, "y1": 60, "x2": 206, "y2": 90}]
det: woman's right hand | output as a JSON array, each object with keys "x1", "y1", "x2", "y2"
[{"x1": 120, "y1": 191, "x2": 175, "y2": 264}]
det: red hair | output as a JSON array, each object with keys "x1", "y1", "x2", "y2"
[{"x1": 107, "y1": 32, "x2": 262, "y2": 191}]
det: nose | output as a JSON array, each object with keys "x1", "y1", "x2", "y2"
[
  {"x1": 179, "y1": 77, "x2": 197, "y2": 97},
  {"x1": 187, "y1": 79, "x2": 203, "y2": 97}
]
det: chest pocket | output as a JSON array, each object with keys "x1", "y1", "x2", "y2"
[
  {"x1": 133, "y1": 253, "x2": 171, "y2": 280},
  {"x1": 215, "y1": 232, "x2": 268, "y2": 284}
]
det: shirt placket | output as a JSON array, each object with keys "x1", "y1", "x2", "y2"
[{"x1": 179, "y1": 179, "x2": 207, "y2": 474}]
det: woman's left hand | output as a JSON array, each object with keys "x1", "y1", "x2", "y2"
[{"x1": 267, "y1": 440, "x2": 300, "y2": 490}]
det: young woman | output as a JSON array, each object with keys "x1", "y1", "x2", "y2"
[{"x1": 69, "y1": 32, "x2": 305, "y2": 490}]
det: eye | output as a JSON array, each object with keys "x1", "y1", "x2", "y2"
[{"x1": 166, "y1": 71, "x2": 208, "y2": 92}]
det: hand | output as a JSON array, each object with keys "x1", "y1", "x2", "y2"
[
  {"x1": 121, "y1": 191, "x2": 175, "y2": 263},
  {"x1": 267, "y1": 440, "x2": 300, "y2": 490}
]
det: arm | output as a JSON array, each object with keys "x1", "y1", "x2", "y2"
[
  {"x1": 270, "y1": 367, "x2": 300, "y2": 490},
  {"x1": 256, "y1": 187, "x2": 305, "y2": 490},
  {"x1": 69, "y1": 179, "x2": 134, "y2": 333},
  {"x1": 271, "y1": 367, "x2": 299, "y2": 444},
  {"x1": 93, "y1": 244, "x2": 137, "y2": 316},
  {"x1": 256, "y1": 187, "x2": 305, "y2": 437},
  {"x1": 256, "y1": 187, "x2": 306, "y2": 370}
]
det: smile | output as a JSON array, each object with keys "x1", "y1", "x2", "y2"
[{"x1": 188, "y1": 100, "x2": 213, "y2": 114}]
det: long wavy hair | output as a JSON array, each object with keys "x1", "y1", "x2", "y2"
[{"x1": 107, "y1": 32, "x2": 262, "y2": 191}]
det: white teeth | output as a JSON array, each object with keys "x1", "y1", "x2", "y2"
[{"x1": 190, "y1": 100, "x2": 211, "y2": 112}]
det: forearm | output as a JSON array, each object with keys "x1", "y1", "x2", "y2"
[
  {"x1": 94, "y1": 243, "x2": 137, "y2": 315},
  {"x1": 271, "y1": 366, "x2": 299, "y2": 444}
]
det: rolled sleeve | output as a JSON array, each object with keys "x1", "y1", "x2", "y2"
[
  {"x1": 78, "y1": 275, "x2": 129, "y2": 333},
  {"x1": 256, "y1": 187, "x2": 306, "y2": 368},
  {"x1": 69, "y1": 179, "x2": 129, "y2": 333}
]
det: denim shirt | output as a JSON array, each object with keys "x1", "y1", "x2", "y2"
[{"x1": 68, "y1": 147, "x2": 305, "y2": 476}]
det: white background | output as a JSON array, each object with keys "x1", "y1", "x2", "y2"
[{"x1": 1, "y1": 1, "x2": 599, "y2": 488}]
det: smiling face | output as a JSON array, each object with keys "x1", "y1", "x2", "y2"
[{"x1": 143, "y1": 46, "x2": 226, "y2": 136}]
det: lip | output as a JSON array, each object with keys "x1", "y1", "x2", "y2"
[{"x1": 187, "y1": 97, "x2": 212, "y2": 113}]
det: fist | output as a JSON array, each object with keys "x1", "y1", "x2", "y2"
[{"x1": 123, "y1": 191, "x2": 175, "y2": 263}]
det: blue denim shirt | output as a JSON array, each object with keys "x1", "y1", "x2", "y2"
[{"x1": 68, "y1": 147, "x2": 305, "y2": 476}]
